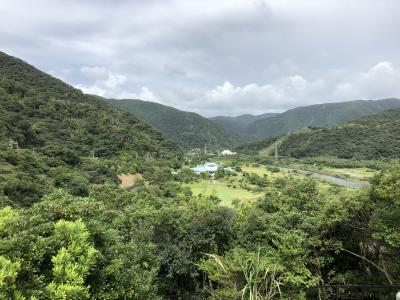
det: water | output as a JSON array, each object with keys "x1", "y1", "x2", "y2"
[{"x1": 270, "y1": 166, "x2": 370, "y2": 189}]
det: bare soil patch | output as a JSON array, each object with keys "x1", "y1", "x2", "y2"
[{"x1": 118, "y1": 173, "x2": 143, "y2": 188}]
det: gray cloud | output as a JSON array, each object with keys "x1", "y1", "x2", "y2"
[{"x1": 1, "y1": 0, "x2": 400, "y2": 116}]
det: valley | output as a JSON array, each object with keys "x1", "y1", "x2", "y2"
[{"x1": 1, "y1": 50, "x2": 400, "y2": 299}]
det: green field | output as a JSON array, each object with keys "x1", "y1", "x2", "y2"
[
  {"x1": 319, "y1": 167, "x2": 377, "y2": 180},
  {"x1": 187, "y1": 180, "x2": 262, "y2": 206}
]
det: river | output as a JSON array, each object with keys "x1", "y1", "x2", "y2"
[{"x1": 271, "y1": 166, "x2": 370, "y2": 189}]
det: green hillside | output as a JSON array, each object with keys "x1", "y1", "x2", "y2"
[
  {"x1": 245, "y1": 99, "x2": 400, "y2": 139},
  {"x1": 278, "y1": 108, "x2": 400, "y2": 159},
  {"x1": 108, "y1": 99, "x2": 249, "y2": 149},
  {"x1": 0, "y1": 51, "x2": 182, "y2": 207},
  {"x1": 0, "y1": 51, "x2": 180, "y2": 161},
  {"x1": 209, "y1": 113, "x2": 277, "y2": 136}
]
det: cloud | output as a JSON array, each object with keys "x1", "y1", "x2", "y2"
[
  {"x1": 163, "y1": 64, "x2": 187, "y2": 77},
  {"x1": 75, "y1": 66, "x2": 127, "y2": 97},
  {"x1": 117, "y1": 86, "x2": 160, "y2": 101},
  {"x1": 1, "y1": 0, "x2": 400, "y2": 116},
  {"x1": 180, "y1": 61, "x2": 400, "y2": 116},
  {"x1": 80, "y1": 66, "x2": 109, "y2": 80},
  {"x1": 334, "y1": 61, "x2": 400, "y2": 100}
]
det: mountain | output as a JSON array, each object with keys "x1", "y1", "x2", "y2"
[
  {"x1": 277, "y1": 108, "x2": 400, "y2": 159},
  {"x1": 244, "y1": 99, "x2": 400, "y2": 139},
  {"x1": 209, "y1": 113, "x2": 277, "y2": 136},
  {"x1": 0, "y1": 51, "x2": 181, "y2": 162},
  {"x1": 108, "y1": 99, "x2": 250, "y2": 149}
]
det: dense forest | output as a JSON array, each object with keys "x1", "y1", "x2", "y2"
[
  {"x1": 243, "y1": 99, "x2": 400, "y2": 139},
  {"x1": 108, "y1": 99, "x2": 249, "y2": 149},
  {"x1": 209, "y1": 113, "x2": 277, "y2": 137},
  {"x1": 278, "y1": 109, "x2": 400, "y2": 159},
  {"x1": 1, "y1": 51, "x2": 400, "y2": 299},
  {"x1": 0, "y1": 51, "x2": 180, "y2": 161}
]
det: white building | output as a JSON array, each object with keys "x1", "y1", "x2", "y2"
[{"x1": 221, "y1": 149, "x2": 237, "y2": 156}]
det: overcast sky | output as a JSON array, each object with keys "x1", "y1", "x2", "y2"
[{"x1": 1, "y1": 0, "x2": 400, "y2": 116}]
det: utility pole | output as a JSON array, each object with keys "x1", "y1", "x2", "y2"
[
  {"x1": 8, "y1": 139, "x2": 18, "y2": 149},
  {"x1": 204, "y1": 145, "x2": 207, "y2": 156},
  {"x1": 274, "y1": 143, "x2": 278, "y2": 160}
]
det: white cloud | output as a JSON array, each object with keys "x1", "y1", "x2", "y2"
[
  {"x1": 332, "y1": 61, "x2": 400, "y2": 100},
  {"x1": 75, "y1": 84, "x2": 107, "y2": 97},
  {"x1": 192, "y1": 61, "x2": 400, "y2": 116},
  {"x1": 75, "y1": 65, "x2": 127, "y2": 97},
  {"x1": 117, "y1": 86, "x2": 160, "y2": 101},
  {"x1": 104, "y1": 73, "x2": 126, "y2": 89},
  {"x1": 80, "y1": 66, "x2": 109, "y2": 80},
  {"x1": 2, "y1": 0, "x2": 400, "y2": 117},
  {"x1": 72, "y1": 61, "x2": 400, "y2": 116}
]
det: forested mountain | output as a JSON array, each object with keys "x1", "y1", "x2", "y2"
[
  {"x1": 0, "y1": 51, "x2": 181, "y2": 207},
  {"x1": 209, "y1": 113, "x2": 277, "y2": 136},
  {"x1": 244, "y1": 99, "x2": 400, "y2": 139},
  {"x1": 1, "y1": 51, "x2": 400, "y2": 299},
  {"x1": 278, "y1": 108, "x2": 400, "y2": 159},
  {"x1": 0, "y1": 51, "x2": 180, "y2": 161},
  {"x1": 108, "y1": 99, "x2": 250, "y2": 149}
]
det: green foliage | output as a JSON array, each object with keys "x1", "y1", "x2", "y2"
[
  {"x1": 199, "y1": 248, "x2": 283, "y2": 299},
  {"x1": 47, "y1": 219, "x2": 97, "y2": 299},
  {"x1": 235, "y1": 137, "x2": 278, "y2": 155},
  {"x1": 210, "y1": 113, "x2": 277, "y2": 137},
  {"x1": 369, "y1": 164, "x2": 400, "y2": 248},
  {"x1": 1, "y1": 50, "x2": 400, "y2": 299},
  {"x1": 108, "y1": 99, "x2": 250, "y2": 149},
  {"x1": 278, "y1": 108, "x2": 400, "y2": 159},
  {"x1": 49, "y1": 168, "x2": 90, "y2": 197},
  {"x1": 174, "y1": 167, "x2": 197, "y2": 183},
  {"x1": 245, "y1": 99, "x2": 400, "y2": 139},
  {"x1": 0, "y1": 255, "x2": 21, "y2": 298},
  {"x1": 0, "y1": 51, "x2": 182, "y2": 163}
]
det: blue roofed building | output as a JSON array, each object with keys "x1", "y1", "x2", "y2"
[{"x1": 191, "y1": 162, "x2": 219, "y2": 175}]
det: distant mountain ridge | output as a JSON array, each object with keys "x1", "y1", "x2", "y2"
[
  {"x1": 208, "y1": 99, "x2": 400, "y2": 139},
  {"x1": 209, "y1": 113, "x2": 277, "y2": 136},
  {"x1": 108, "y1": 99, "x2": 251, "y2": 149},
  {"x1": 277, "y1": 108, "x2": 400, "y2": 159},
  {"x1": 240, "y1": 99, "x2": 400, "y2": 139},
  {"x1": 0, "y1": 51, "x2": 180, "y2": 161}
]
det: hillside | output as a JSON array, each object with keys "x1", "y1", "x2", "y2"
[
  {"x1": 0, "y1": 51, "x2": 181, "y2": 162},
  {"x1": 278, "y1": 108, "x2": 400, "y2": 159},
  {"x1": 209, "y1": 113, "x2": 277, "y2": 136},
  {"x1": 108, "y1": 99, "x2": 250, "y2": 149},
  {"x1": 244, "y1": 99, "x2": 400, "y2": 139}
]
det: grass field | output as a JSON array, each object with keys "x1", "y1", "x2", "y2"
[
  {"x1": 187, "y1": 180, "x2": 262, "y2": 206},
  {"x1": 242, "y1": 165, "x2": 352, "y2": 193},
  {"x1": 319, "y1": 167, "x2": 377, "y2": 180},
  {"x1": 186, "y1": 163, "x2": 358, "y2": 207}
]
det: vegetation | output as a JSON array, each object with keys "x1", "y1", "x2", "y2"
[
  {"x1": 209, "y1": 113, "x2": 277, "y2": 137},
  {"x1": 278, "y1": 108, "x2": 400, "y2": 159},
  {"x1": 245, "y1": 99, "x2": 400, "y2": 139},
  {"x1": 0, "y1": 51, "x2": 181, "y2": 162},
  {"x1": 1, "y1": 51, "x2": 400, "y2": 299},
  {"x1": 235, "y1": 137, "x2": 278, "y2": 155},
  {"x1": 108, "y1": 99, "x2": 251, "y2": 149}
]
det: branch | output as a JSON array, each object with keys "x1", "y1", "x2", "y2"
[{"x1": 341, "y1": 248, "x2": 393, "y2": 285}]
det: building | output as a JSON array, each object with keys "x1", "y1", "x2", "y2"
[
  {"x1": 223, "y1": 167, "x2": 237, "y2": 174},
  {"x1": 221, "y1": 149, "x2": 237, "y2": 156},
  {"x1": 191, "y1": 162, "x2": 219, "y2": 175}
]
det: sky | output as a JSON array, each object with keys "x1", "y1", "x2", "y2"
[{"x1": 1, "y1": 0, "x2": 400, "y2": 117}]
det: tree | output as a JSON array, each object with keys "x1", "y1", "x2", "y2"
[
  {"x1": 47, "y1": 219, "x2": 97, "y2": 299},
  {"x1": 0, "y1": 255, "x2": 23, "y2": 299}
]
